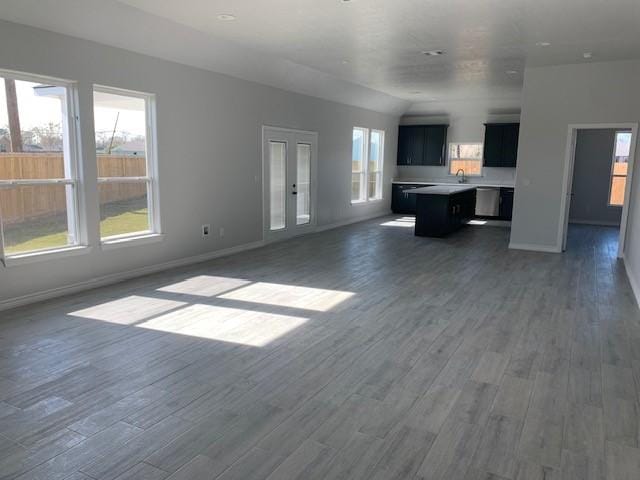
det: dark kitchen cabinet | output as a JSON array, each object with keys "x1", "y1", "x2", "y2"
[
  {"x1": 483, "y1": 123, "x2": 520, "y2": 168},
  {"x1": 414, "y1": 188, "x2": 477, "y2": 237},
  {"x1": 392, "y1": 183, "x2": 432, "y2": 214},
  {"x1": 423, "y1": 125, "x2": 447, "y2": 166},
  {"x1": 397, "y1": 125, "x2": 448, "y2": 166},
  {"x1": 397, "y1": 126, "x2": 425, "y2": 166},
  {"x1": 499, "y1": 187, "x2": 514, "y2": 220}
]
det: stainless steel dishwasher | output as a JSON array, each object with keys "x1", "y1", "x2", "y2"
[{"x1": 475, "y1": 187, "x2": 500, "y2": 216}]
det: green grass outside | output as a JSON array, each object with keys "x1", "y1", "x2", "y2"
[{"x1": 4, "y1": 198, "x2": 149, "y2": 255}]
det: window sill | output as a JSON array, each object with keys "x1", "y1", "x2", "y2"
[
  {"x1": 3, "y1": 245, "x2": 92, "y2": 267},
  {"x1": 101, "y1": 233, "x2": 165, "y2": 251}
]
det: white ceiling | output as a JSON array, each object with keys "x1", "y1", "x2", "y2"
[{"x1": 2, "y1": 0, "x2": 640, "y2": 116}]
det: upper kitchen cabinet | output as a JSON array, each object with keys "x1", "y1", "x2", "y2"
[
  {"x1": 423, "y1": 125, "x2": 447, "y2": 166},
  {"x1": 397, "y1": 126, "x2": 424, "y2": 165},
  {"x1": 483, "y1": 123, "x2": 520, "y2": 168},
  {"x1": 397, "y1": 125, "x2": 448, "y2": 166}
]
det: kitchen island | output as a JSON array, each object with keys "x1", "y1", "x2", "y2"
[{"x1": 409, "y1": 185, "x2": 477, "y2": 237}]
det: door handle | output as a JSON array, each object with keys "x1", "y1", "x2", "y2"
[{"x1": 292, "y1": 191, "x2": 298, "y2": 195}]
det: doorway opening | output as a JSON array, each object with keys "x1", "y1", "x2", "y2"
[{"x1": 560, "y1": 123, "x2": 638, "y2": 256}]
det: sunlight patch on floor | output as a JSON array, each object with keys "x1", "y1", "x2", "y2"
[
  {"x1": 136, "y1": 303, "x2": 308, "y2": 347},
  {"x1": 68, "y1": 295, "x2": 187, "y2": 324},
  {"x1": 218, "y1": 282, "x2": 355, "y2": 312},
  {"x1": 380, "y1": 217, "x2": 415, "y2": 228},
  {"x1": 157, "y1": 275, "x2": 251, "y2": 297}
]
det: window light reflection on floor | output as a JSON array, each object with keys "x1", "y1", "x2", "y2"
[
  {"x1": 68, "y1": 295, "x2": 187, "y2": 324},
  {"x1": 68, "y1": 276, "x2": 355, "y2": 346},
  {"x1": 136, "y1": 303, "x2": 308, "y2": 347},
  {"x1": 380, "y1": 216, "x2": 416, "y2": 227},
  {"x1": 156, "y1": 275, "x2": 251, "y2": 297},
  {"x1": 218, "y1": 282, "x2": 354, "y2": 312}
]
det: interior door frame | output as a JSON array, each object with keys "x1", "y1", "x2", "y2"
[
  {"x1": 262, "y1": 125, "x2": 318, "y2": 243},
  {"x1": 559, "y1": 122, "x2": 638, "y2": 257}
]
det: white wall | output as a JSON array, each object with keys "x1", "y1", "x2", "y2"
[
  {"x1": 511, "y1": 59, "x2": 640, "y2": 249},
  {"x1": 510, "y1": 59, "x2": 640, "y2": 302},
  {"x1": 0, "y1": 20, "x2": 399, "y2": 305},
  {"x1": 569, "y1": 129, "x2": 622, "y2": 226},
  {"x1": 398, "y1": 113, "x2": 519, "y2": 185}
]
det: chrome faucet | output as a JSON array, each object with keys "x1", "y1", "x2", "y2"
[{"x1": 456, "y1": 168, "x2": 467, "y2": 183}]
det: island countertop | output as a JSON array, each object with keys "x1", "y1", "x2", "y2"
[{"x1": 408, "y1": 185, "x2": 477, "y2": 196}]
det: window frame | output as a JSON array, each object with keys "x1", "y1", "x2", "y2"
[
  {"x1": 93, "y1": 85, "x2": 162, "y2": 245},
  {"x1": 351, "y1": 126, "x2": 384, "y2": 204},
  {"x1": 0, "y1": 69, "x2": 85, "y2": 264},
  {"x1": 607, "y1": 130, "x2": 631, "y2": 208},
  {"x1": 448, "y1": 142, "x2": 484, "y2": 177},
  {"x1": 368, "y1": 129, "x2": 385, "y2": 201}
]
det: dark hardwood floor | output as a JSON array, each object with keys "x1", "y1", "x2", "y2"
[{"x1": 0, "y1": 218, "x2": 638, "y2": 479}]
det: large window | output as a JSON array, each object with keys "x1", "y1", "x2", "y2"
[
  {"x1": 609, "y1": 131, "x2": 632, "y2": 207},
  {"x1": 93, "y1": 86, "x2": 160, "y2": 241},
  {"x1": 351, "y1": 127, "x2": 384, "y2": 203},
  {"x1": 0, "y1": 72, "x2": 81, "y2": 259},
  {"x1": 449, "y1": 143, "x2": 483, "y2": 176}
]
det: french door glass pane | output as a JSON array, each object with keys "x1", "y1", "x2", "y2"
[
  {"x1": 98, "y1": 182, "x2": 150, "y2": 238},
  {"x1": 269, "y1": 141, "x2": 286, "y2": 230},
  {"x1": 296, "y1": 143, "x2": 311, "y2": 225},
  {"x1": 0, "y1": 184, "x2": 75, "y2": 255},
  {"x1": 352, "y1": 172, "x2": 364, "y2": 201}
]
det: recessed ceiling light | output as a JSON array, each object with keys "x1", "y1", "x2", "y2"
[
  {"x1": 217, "y1": 13, "x2": 236, "y2": 21},
  {"x1": 422, "y1": 50, "x2": 445, "y2": 56},
  {"x1": 583, "y1": 52, "x2": 593, "y2": 59},
  {"x1": 341, "y1": 60, "x2": 349, "y2": 65},
  {"x1": 535, "y1": 42, "x2": 551, "y2": 47},
  {"x1": 506, "y1": 70, "x2": 519, "y2": 75}
]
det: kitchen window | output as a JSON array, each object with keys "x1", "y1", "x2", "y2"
[
  {"x1": 351, "y1": 127, "x2": 384, "y2": 203},
  {"x1": 93, "y1": 86, "x2": 161, "y2": 243},
  {"x1": 449, "y1": 142, "x2": 483, "y2": 176},
  {"x1": 609, "y1": 131, "x2": 631, "y2": 207},
  {"x1": 0, "y1": 71, "x2": 83, "y2": 262}
]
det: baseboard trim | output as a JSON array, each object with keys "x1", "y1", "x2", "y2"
[
  {"x1": 569, "y1": 219, "x2": 621, "y2": 227},
  {"x1": 0, "y1": 240, "x2": 265, "y2": 312},
  {"x1": 0, "y1": 211, "x2": 392, "y2": 312},
  {"x1": 508, "y1": 242, "x2": 562, "y2": 253},
  {"x1": 314, "y1": 211, "x2": 390, "y2": 232},
  {"x1": 623, "y1": 255, "x2": 640, "y2": 307}
]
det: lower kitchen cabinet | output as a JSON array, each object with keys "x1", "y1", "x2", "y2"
[
  {"x1": 499, "y1": 187, "x2": 514, "y2": 220},
  {"x1": 392, "y1": 183, "x2": 432, "y2": 214},
  {"x1": 415, "y1": 189, "x2": 477, "y2": 237}
]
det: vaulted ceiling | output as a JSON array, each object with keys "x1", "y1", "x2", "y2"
[{"x1": 2, "y1": 0, "x2": 640, "y2": 116}]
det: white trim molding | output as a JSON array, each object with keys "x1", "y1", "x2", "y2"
[
  {"x1": 559, "y1": 122, "x2": 638, "y2": 257},
  {"x1": 0, "y1": 240, "x2": 264, "y2": 312},
  {"x1": 314, "y1": 211, "x2": 390, "y2": 233},
  {"x1": 508, "y1": 242, "x2": 562, "y2": 253},
  {"x1": 623, "y1": 255, "x2": 640, "y2": 307},
  {"x1": 0, "y1": 211, "x2": 391, "y2": 311}
]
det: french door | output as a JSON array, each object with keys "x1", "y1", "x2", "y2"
[{"x1": 262, "y1": 127, "x2": 317, "y2": 241}]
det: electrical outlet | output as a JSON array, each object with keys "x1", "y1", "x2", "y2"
[
  {"x1": 202, "y1": 224, "x2": 210, "y2": 238},
  {"x1": 219, "y1": 227, "x2": 225, "y2": 238}
]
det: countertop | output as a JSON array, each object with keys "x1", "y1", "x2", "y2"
[
  {"x1": 408, "y1": 185, "x2": 478, "y2": 196},
  {"x1": 393, "y1": 179, "x2": 514, "y2": 189}
]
